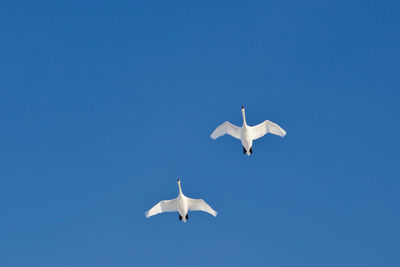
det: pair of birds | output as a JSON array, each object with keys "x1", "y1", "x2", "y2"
[{"x1": 145, "y1": 106, "x2": 286, "y2": 222}]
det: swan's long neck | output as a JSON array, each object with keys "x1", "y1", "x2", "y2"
[
  {"x1": 178, "y1": 181, "x2": 183, "y2": 196},
  {"x1": 241, "y1": 108, "x2": 247, "y2": 126}
]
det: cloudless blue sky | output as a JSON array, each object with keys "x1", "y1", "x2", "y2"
[{"x1": 1, "y1": 1, "x2": 399, "y2": 266}]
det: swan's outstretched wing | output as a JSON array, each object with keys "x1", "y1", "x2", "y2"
[
  {"x1": 187, "y1": 198, "x2": 217, "y2": 217},
  {"x1": 251, "y1": 120, "x2": 286, "y2": 140},
  {"x1": 145, "y1": 198, "x2": 178, "y2": 218},
  {"x1": 211, "y1": 121, "x2": 241, "y2": 140}
]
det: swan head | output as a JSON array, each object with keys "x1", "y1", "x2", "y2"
[
  {"x1": 177, "y1": 179, "x2": 180, "y2": 183},
  {"x1": 241, "y1": 105, "x2": 244, "y2": 110}
]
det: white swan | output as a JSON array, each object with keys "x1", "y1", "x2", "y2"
[
  {"x1": 145, "y1": 179, "x2": 217, "y2": 223},
  {"x1": 211, "y1": 106, "x2": 286, "y2": 155}
]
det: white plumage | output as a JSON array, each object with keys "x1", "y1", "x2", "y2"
[
  {"x1": 211, "y1": 106, "x2": 286, "y2": 155},
  {"x1": 145, "y1": 179, "x2": 217, "y2": 223}
]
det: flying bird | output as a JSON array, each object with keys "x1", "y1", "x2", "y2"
[
  {"x1": 145, "y1": 179, "x2": 217, "y2": 223},
  {"x1": 211, "y1": 106, "x2": 286, "y2": 155}
]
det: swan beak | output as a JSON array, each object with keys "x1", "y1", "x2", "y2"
[
  {"x1": 241, "y1": 105, "x2": 244, "y2": 109},
  {"x1": 177, "y1": 179, "x2": 180, "y2": 183}
]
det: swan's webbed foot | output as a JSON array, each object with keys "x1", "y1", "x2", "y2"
[
  {"x1": 179, "y1": 215, "x2": 182, "y2": 221},
  {"x1": 249, "y1": 147, "x2": 253, "y2": 154},
  {"x1": 243, "y1": 146, "x2": 247, "y2": 154},
  {"x1": 185, "y1": 214, "x2": 189, "y2": 220}
]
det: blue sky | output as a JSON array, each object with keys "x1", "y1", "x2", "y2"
[{"x1": 1, "y1": 1, "x2": 399, "y2": 266}]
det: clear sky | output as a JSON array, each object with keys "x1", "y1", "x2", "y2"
[{"x1": 1, "y1": 1, "x2": 399, "y2": 266}]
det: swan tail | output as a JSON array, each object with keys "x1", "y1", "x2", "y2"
[
  {"x1": 179, "y1": 214, "x2": 188, "y2": 223},
  {"x1": 243, "y1": 146, "x2": 252, "y2": 156}
]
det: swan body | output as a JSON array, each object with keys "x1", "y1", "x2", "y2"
[
  {"x1": 145, "y1": 179, "x2": 217, "y2": 223},
  {"x1": 211, "y1": 106, "x2": 286, "y2": 155}
]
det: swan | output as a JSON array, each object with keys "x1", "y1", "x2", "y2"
[
  {"x1": 145, "y1": 179, "x2": 217, "y2": 223},
  {"x1": 211, "y1": 106, "x2": 286, "y2": 155}
]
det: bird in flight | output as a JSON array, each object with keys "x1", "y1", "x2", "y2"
[
  {"x1": 145, "y1": 179, "x2": 217, "y2": 222},
  {"x1": 211, "y1": 106, "x2": 286, "y2": 155}
]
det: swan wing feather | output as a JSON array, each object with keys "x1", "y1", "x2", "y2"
[
  {"x1": 251, "y1": 120, "x2": 286, "y2": 140},
  {"x1": 145, "y1": 198, "x2": 178, "y2": 218},
  {"x1": 210, "y1": 121, "x2": 241, "y2": 140},
  {"x1": 187, "y1": 198, "x2": 217, "y2": 217}
]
